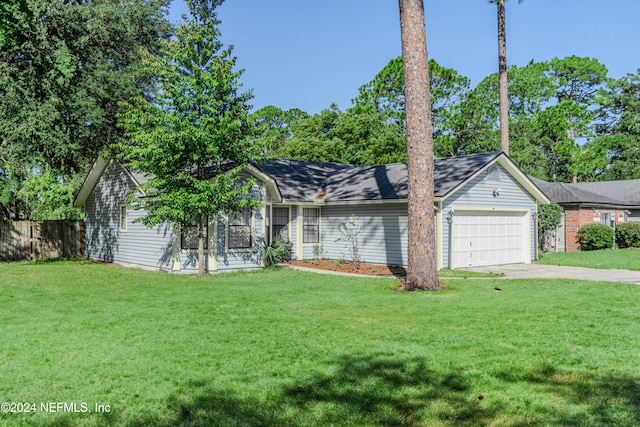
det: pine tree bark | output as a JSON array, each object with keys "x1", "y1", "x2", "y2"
[
  {"x1": 399, "y1": 0, "x2": 441, "y2": 291},
  {"x1": 497, "y1": 0, "x2": 510, "y2": 155}
]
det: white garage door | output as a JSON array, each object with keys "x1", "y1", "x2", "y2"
[{"x1": 453, "y1": 211, "x2": 529, "y2": 268}]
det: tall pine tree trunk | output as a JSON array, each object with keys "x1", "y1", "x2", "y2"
[
  {"x1": 399, "y1": 0, "x2": 441, "y2": 291},
  {"x1": 497, "y1": 0, "x2": 510, "y2": 155}
]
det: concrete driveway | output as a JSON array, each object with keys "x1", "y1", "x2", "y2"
[{"x1": 463, "y1": 263, "x2": 640, "y2": 284}]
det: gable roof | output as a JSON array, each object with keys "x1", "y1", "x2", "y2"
[
  {"x1": 73, "y1": 157, "x2": 282, "y2": 207},
  {"x1": 75, "y1": 152, "x2": 549, "y2": 208},
  {"x1": 532, "y1": 177, "x2": 640, "y2": 208},
  {"x1": 73, "y1": 158, "x2": 146, "y2": 208},
  {"x1": 257, "y1": 152, "x2": 548, "y2": 204}
]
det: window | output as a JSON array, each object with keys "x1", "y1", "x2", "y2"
[
  {"x1": 272, "y1": 207, "x2": 290, "y2": 241},
  {"x1": 181, "y1": 216, "x2": 208, "y2": 250},
  {"x1": 228, "y1": 207, "x2": 252, "y2": 249},
  {"x1": 303, "y1": 208, "x2": 320, "y2": 243},
  {"x1": 600, "y1": 212, "x2": 614, "y2": 228},
  {"x1": 486, "y1": 165, "x2": 501, "y2": 181},
  {"x1": 119, "y1": 205, "x2": 127, "y2": 231}
]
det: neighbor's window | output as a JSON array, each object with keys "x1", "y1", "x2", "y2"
[
  {"x1": 302, "y1": 208, "x2": 320, "y2": 243},
  {"x1": 600, "y1": 212, "x2": 614, "y2": 228},
  {"x1": 119, "y1": 204, "x2": 128, "y2": 231},
  {"x1": 181, "y1": 216, "x2": 208, "y2": 250},
  {"x1": 228, "y1": 207, "x2": 252, "y2": 249},
  {"x1": 272, "y1": 207, "x2": 290, "y2": 241}
]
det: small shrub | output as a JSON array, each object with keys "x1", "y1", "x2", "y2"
[
  {"x1": 312, "y1": 244, "x2": 324, "y2": 260},
  {"x1": 335, "y1": 214, "x2": 365, "y2": 270},
  {"x1": 615, "y1": 222, "x2": 640, "y2": 248},
  {"x1": 261, "y1": 236, "x2": 292, "y2": 268},
  {"x1": 578, "y1": 223, "x2": 614, "y2": 251},
  {"x1": 335, "y1": 258, "x2": 346, "y2": 266}
]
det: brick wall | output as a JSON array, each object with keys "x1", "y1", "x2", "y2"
[
  {"x1": 564, "y1": 208, "x2": 580, "y2": 252},
  {"x1": 564, "y1": 207, "x2": 627, "y2": 252}
]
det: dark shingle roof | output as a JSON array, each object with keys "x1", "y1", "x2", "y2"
[
  {"x1": 258, "y1": 152, "x2": 502, "y2": 203},
  {"x1": 531, "y1": 177, "x2": 640, "y2": 207}
]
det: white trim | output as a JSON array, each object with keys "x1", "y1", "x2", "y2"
[
  {"x1": 172, "y1": 228, "x2": 181, "y2": 272},
  {"x1": 436, "y1": 201, "x2": 443, "y2": 270},
  {"x1": 295, "y1": 206, "x2": 303, "y2": 259},
  {"x1": 118, "y1": 204, "x2": 128, "y2": 232},
  {"x1": 224, "y1": 207, "x2": 255, "y2": 253},
  {"x1": 262, "y1": 182, "x2": 269, "y2": 245},
  {"x1": 451, "y1": 206, "x2": 531, "y2": 214},
  {"x1": 207, "y1": 216, "x2": 217, "y2": 272},
  {"x1": 245, "y1": 163, "x2": 282, "y2": 203},
  {"x1": 73, "y1": 157, "x2": 109, "y2": 207},
  {"x1": 495, "y1": 156, "x2": 550, "y2": 204},
  {"x1": 301, "y1": 206, "x2": 321, "y2": 246}
]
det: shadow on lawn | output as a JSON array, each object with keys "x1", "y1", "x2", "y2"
[
  {"x1": 124, "y1": 355, "x2": 640, "y2": 427},
  {"x1": 497, "y1": 364, "x2": 640, "y2": 426},
  {"x1": 126, "y1": 354, "x2": 496, "y2": 427}
]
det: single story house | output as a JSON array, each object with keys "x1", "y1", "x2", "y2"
[
  {"x1": 73, "y1": 151, "x2": 549, "y2": 272},
  {"x1": 532, "y1": 178, "x2": 640, "y2": 252}
]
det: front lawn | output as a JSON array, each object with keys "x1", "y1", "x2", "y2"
[
  {"x1": 1, "y1": 260, "x2": 640, "y2": 426},
  {"x1": 538, "y1": 248, "x2": 640, "y2": 270}
]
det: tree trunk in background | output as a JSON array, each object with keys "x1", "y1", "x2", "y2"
[
  {"x1": 398, "y1": 0, "x2": 441, "y2": 291},
  {"x1": 497, "y1": 0, "x2": 510, "y2": 155}
]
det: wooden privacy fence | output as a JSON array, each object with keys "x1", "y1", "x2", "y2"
[{"x1": 0, "y1": 220, "x2": 84, "y2": 261}]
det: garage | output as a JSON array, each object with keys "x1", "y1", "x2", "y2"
[{"x1": 452, "y1": 210, "x2": 530, "y2": 268}]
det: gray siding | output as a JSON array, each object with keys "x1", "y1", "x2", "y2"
[
  {"x1": 318, "y1": 203, "x2": 408, "y2": 266},
  {"x1": 178, "y1": 180, "x2": 264, "y2": 273},
  {"x1": 85, "y1": 160, "x2": 174, "y2": 270},
  {"x1": 441, "y1": 164, "x2": 537, "y2": 268}
]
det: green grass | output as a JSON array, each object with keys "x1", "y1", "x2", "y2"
[
  {"x1": 1, "y1": 259, "x2": 640, "y2": 426},
  {"x1": 538, "y1": 248, "x2": 640, "y2": 270},
  {"x1": 437, "y1": 268, "x2": 499, "y2": 278}
]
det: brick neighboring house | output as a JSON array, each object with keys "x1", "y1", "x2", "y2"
[{"x1": 532, "y1": 178, "x2": 640, "y2": 252}]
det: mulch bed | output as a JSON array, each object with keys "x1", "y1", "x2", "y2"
[{"x1": 285, "y1": 259, "x2": 406, "y2": 277}]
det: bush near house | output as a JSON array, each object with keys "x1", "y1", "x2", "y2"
[
  {"x1": 537, "y1": 202, "x2": 563, "y2": 252},
  {"x1": 615, "y1": 222, "x2": 640, "y2": 248},
  {"x1": 578, "y1": 223, "x2": 615, "y2": 251},
  {"x1": 261, "y1": 236, "x2": 293, "y2": 267}
]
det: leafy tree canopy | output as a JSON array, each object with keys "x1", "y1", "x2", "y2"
[
  {"x1": 0, "y1": 0, "x2": 172, "y2": 219},
  {"x1": 352, "y1": 56, "x2": 469, "y2": 140},
  {"x1": 276, "y1": 105, "x2": 406, "y2": 165},
  {"x1": 0, "y1": 0, "x2": 29, "y2": 49},
  {"x1": 250, "y1": 106, "x2": 309, "y2": 154},
  {"x1": 118, "y1": 0, "x2": 260, "y2": 275}
]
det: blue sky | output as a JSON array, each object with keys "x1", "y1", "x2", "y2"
[{"x1": 169, "y1": 0, "x2": 640, "y2": 115}]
